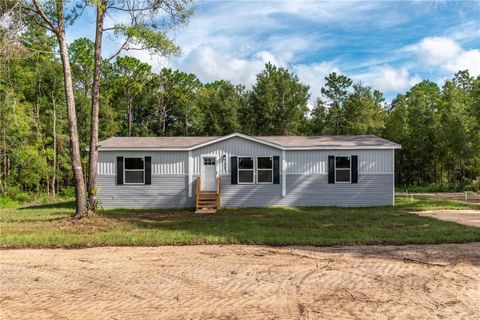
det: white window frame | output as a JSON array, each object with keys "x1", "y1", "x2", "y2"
[
  {"x1": 335, "y1": 155, "x2": 351, "y2": 183},
  {"x1": 256, "y1": 156, "x2": 273, "y2": 184},
  {"x1": 237, "y1": 156, "x2": 255, "y2": 184},
  {"x1": 124, "y1": 156, "x2": 145, "y2": 185}
]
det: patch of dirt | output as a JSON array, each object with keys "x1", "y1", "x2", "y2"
[
  {"x1": 414, "y1": 209, "x2": 480, "y2": 227},
  {"x1": 397, "y1": 192, "x2": 480, "y2": 203},
  {"x1": 1, "y1": 243, "x2": 479, "y2": 319}
]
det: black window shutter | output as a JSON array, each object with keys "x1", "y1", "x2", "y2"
[
  {"x1": 145, "y1": 156, "x2": 152, "y2": 185},
  {"x1": 351, "y1": 155, "x2": 358, "y2": 184},
  {"x1": 116, "y1": 156, "x2": 124, "y2": 185},
  {"x1": 273, "y1": 156, "x2": 280, "y2": 184},
  {"x1": 231, "y1": 156, "x2": 238, "y2": 184},
  {"x1": 328, "y1": 155, "x2": 335, "y2": 184}
]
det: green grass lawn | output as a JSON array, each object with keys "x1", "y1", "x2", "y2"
[{"x1": 1, "y1": 197, "x2": 479, "y2": 248}]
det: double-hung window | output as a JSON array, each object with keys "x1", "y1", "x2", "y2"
[
  {"x1": 124, "y1": 157, "x2": 145, "y2": 184},
  {"x1": 257, "y1": 157, "x2": 273, "y2": 184},
  {"x1": 238, "y1": 157, "x2": 254, "y2": 184},
  {"x1": 335, "y1": 156, "x2": 351, "y2": 183}
]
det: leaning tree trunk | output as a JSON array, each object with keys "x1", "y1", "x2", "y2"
[
  {"x1": 87, "y1": 1, "x2": 107, "y2": 211},
  {"x1": 56, "y1": 16, "x2": 87, "y2": 219},
  {"x1": 52, "y1": 95, "x2": 57, "y2": 196}
]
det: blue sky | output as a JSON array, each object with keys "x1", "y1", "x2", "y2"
[{"x1": 69, "y1": 0, "x2": 480, "y2": 102}]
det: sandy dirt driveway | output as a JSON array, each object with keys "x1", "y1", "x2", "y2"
[
  {"x1": 1, "y1": 244, "x2": 479, "y2": 320},
  {"x1": 414, "y1": 209, "x2": 480, "y2": 227}
]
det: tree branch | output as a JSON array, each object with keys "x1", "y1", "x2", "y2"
[
  {"x1": 107, "y1": 38, "x2": 129, "y2": 61},
  {"x1": 31, "y1": 0, "x2": 58, "y2": 34}
]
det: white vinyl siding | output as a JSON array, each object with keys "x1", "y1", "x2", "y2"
[
  {"x1": 98, "y1": 151, "x2": 187, "y2": 175},
  {"x1": 286, "y1": 150, "x2": 393, "y2": 174}
]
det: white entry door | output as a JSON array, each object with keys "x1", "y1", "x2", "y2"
[{"x1": 202, "y1": 157, "x2": 217, "y2": 191}]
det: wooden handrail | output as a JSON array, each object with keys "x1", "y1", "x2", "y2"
[
  {"x1": 196, "y1": 176, "x2": 201, "y2": 209},
  {"x1": 197, "y1": 175, "x2": 202, "y2": 194}
]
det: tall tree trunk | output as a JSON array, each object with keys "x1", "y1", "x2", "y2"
[
  {"x1": 52, "y1": 96, "x2": 57, "y2": 196},
  {"x1": 127, "y1": 95, "x2": 133, "y2": 136},
  {"x1": 162, "y1": 106, "x2": 167, "y2": 134},
  {"x1": 31, "y1": 0, "x2": 87, "y2": 217},
  {"x1": 56, "y1": 5, "x2": 87, "y2": 219},
  {"x1": 87, "y1": 1, "x2": 107, "y2": 211}
]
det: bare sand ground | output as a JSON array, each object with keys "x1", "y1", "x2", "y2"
[
  {"x1": 414, "y1": 209, "x2": 480, "y2": 227},
  {"x1": 396, "y1": 192, "x2": 480, "y2": 203},
  {"x1": 1, "y1": 244, "x2": 479, "y2": 320}
]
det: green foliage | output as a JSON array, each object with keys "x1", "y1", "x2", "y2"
[
  {"x1": 384, "y1": 72, "x2": 480, "y2": 190},
  {"x1": 247, "y1": 63, "x2": 310, "y2": 135},
  {"x1": 316, "y1": 72, "x2": 353, "y2": 135},
  {"x1": 69, "y1": 37, "x2": 95, "y2": 94},
  {"x1": 128, "y1": 67, "x2": 203, "y2": 136},
  {"x1": 108, "y1": 56, "x2": 152, "y2": 136},
  {"x1": 1, "y1": 26, "x2": 72, "y2": 197},
  {"x1": 197, "y1": 80, "x2": 243, "y2": 135},
  {"x1": 0, "y1": 195, "x2": 20, "y2": 209},
  {"x1": 116, "y1": 24, "x2": 180, "y2": 56},
  {"x1": 105, "y1": 0, "x2": 193, "y2": 57},
  {"x1": 343, "y1": 83, "x2": 386, "y2": 135}
]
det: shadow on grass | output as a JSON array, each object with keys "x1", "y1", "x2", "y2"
[
  {"x1": 19, "y1": 200, "x2": 76, "y2": 210},
  {"x1": 2, "y1": 216, "x2": 68, "y2": 223}
]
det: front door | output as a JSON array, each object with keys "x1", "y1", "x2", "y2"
[{"x1": 202, "y1": 157, "x2": 217, "y2": 191}]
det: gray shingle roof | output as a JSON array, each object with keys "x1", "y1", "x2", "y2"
[
  {"x1": 256, "y1": 135, "x2": 400, "y2": 148},
  {"x1": 98, "y1": 136, "x2": 219, "y2": 148},
  {"x1": 98, "y1": 134, "x2": 400, "y2": 149}
]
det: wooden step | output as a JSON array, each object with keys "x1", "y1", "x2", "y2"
[
  {"x1": 198, "y1": 193, "x2": 217, "y2": 199},
  {"x1": 197, "y1": 200, "x2": 216, "y2": 205},
  {"x1": 195, "y1": 208, "x2": 217, "y2": 214},
  {"x1": 197, "y1": 204, "x2": 217, "y2": 209},
  {"x1": 195, "y1": 180, "x2": 220, "y2": 213}
]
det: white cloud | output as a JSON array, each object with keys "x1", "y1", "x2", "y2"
[
  {"x1": 359, "y1": 65, "x2": 421, "y2": 92},
  {"x1": 412, "y1": 37, "x2": 462, "y2": 65},
  {"x1": 445, "y1": 49, "x2": 480, "y2": 75},
  {"x1": 123, "y1": 49, "x2": 171, "y2": 71},
  {"x1": 409, "y1": 37, "x2": 480, "y2": 76},
  {"x1": 172, "y1": 45, "x2": 286, "y2": 86}
]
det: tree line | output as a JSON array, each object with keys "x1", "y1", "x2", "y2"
[{"x1": 1, "y1": 4, "x2": 479, "y2": 216}]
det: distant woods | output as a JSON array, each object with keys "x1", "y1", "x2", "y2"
[{"x1": 1, "y1": 28, "x2": 479, "y2": 197}]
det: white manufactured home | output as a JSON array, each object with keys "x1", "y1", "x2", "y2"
[{"x1": 96, "y1": 133, "x2": 401, "y2": 211}]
